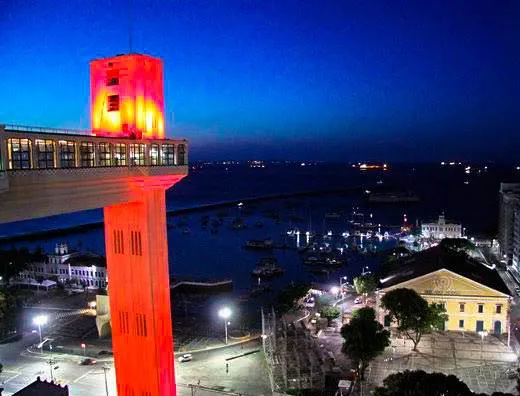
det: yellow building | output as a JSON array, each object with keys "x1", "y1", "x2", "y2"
[{"x1": 376, "y1": 246, "x2": 511, "y2": 336}]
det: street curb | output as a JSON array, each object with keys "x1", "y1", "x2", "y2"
[
  {"x1": 175, "y1": 335, "x2": 261, "y2": 355},
  {"x1": 23, "y1": 335, "x2": 261, "y2": 361}
]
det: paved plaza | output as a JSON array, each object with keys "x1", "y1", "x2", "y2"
[{"x1": 364, "y1": 331, "x2": 518, "y2": 394}]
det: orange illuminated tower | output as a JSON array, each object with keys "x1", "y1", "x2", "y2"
[
  {"x1": 0, "y1": 53, "x2": 187, "y2": 395},
  {"x1": 91, "y1": 54, "x2": 166, "y2": 139}
]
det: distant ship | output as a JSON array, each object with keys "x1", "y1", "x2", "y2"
[
  {"x1": 367, "y1": 191, "x2": 419, "y2": 204},
  {"x1": 244, "y1": 239, "x2": 273, "y2": 249}
]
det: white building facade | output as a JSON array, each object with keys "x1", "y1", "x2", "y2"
[
  {"x1": 20, "y1": 243, "x2": 107, "y2": 288},
  {"x1": 421, "y1": 214, "x2": 462, "y2": 240}
]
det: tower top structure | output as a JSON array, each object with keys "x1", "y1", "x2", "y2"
[{"x1": 90, "y1": 53, "x2": 166, "y2": 139}]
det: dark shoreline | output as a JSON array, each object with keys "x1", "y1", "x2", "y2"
[{"x1": 0, "y1": 185, "x2": 363, "y2": 244}]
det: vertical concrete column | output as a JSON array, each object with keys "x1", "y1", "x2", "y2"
[{"x1": 104, "y1": 188, "x2": 175, "y2": 396}]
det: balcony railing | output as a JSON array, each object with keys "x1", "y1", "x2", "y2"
[{"x1": 4, "y1": 124, "x2": 92, "y2": 136}]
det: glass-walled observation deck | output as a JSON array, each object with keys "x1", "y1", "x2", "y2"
[{"x1": 0, "y1": 124, "x2": 188, "y2": 171}]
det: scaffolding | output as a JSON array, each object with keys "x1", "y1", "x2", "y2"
[{"x1": 262, "y1": 307, "x2": 327, "y2": 394}]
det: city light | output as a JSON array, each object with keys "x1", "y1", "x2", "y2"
[
  {"x1": 33, "y1": 315, "x2": 48, "y2": 354},
  {"x1": 218, "y1": 307, "x2": 232, "y2": 319},
  {"x1": 218, "y1": 307, "x2": 232, "y2": 344},
  {"x1": 330, "y1": 286, "x2": 339, "y2": 295},
  {"x1": 33, "y1": 315, "x2": 48, "y2": 326}
]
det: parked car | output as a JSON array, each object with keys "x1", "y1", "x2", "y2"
[
  {"x1": 80, "y1": 358, "x2": 97, "y2": 365},
  {"x1": 178, "y1": 353, "x2": 192, "y2": 363},
  {"x1": 354, "y1": 297, "x2": 362, "y2": 304}
]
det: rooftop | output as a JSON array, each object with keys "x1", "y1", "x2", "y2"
[
  {"x1": 380, "y1": 245, "x2": 510, "y2": 296},
  {"x1": 12, "y1": 376, "x2": 69, "y2": 396},
  {"x1": 64, "y1": 253, "x2": 106, "y2": 268}
]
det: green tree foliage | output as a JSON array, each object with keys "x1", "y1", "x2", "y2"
[
  {"x1": 381, "y1": 288, "x2": 448, "y2": 351},
  {"x1": 276, "y1": 283, "x2": 310, "y2": 313},
  {"x1": 320, "y1": 305, "x2": 341, "y2": 324},
  {"x1": 340, "y1": 307, "x2": 390, "y2": 380},
  {"x1": 374, "y1": 370, "x2": 472, "y2": 396},
  {"x1": 440, "y1": 238, "x2": 476, "y2": 253},
  {"x1": 353, "y1": 274, "x2": 377, "y2": 295}
]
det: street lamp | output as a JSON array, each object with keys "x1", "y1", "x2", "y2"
[
  {"x1": 218, "y1": 307, "x2": 232, "y2": 344},
  {"x1": 33, "y1": 315, "x2": 48, "y2": 354}
]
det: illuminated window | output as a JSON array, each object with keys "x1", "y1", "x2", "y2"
[
  {"x1": 129, "y1": 144, "x2": 145, "y2": 166},
  {"x1": 7, "y1": 138, "x2": 32, "y2": 169},
  {"x1": 59, "y1": 141, "x2": 76, "y2": 168},
  {"x1": 106, "y1": 70, "x2": 119, "y2": 86},
  {"x1": 80, "y1": 142, "x2": 95, "y2": 167},
  {"x1": 177, "y1": 144, "x2": 186, "y2": 165},
  {"x1": 107, "y1": 95, "x2": 120, "y2": 112},
  {"x1": 35, "y1": 139, "x2": 55, "y2": 169},
  {"x1": 114, "y1": 143, "x2": 127, "y2": 166},
  {"x1": 150, "y1": 144, "x2": 160, "y2": 165},
  {"x1": 98, "y1": 142, "x2": 112, "y2": 166},
  {"x1": 161, "y1": 144, "x2": 175, "y2": 166}
]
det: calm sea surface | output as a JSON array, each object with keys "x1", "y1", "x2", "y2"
[{"x1": 1, "y1": 162, "x2": 519, "y2": 327}]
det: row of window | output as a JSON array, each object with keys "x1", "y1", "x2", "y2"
[
  {"x1": 28, "y1": 266, "x2": 105, "y2": 278},
  {"x1": 6, "y1": 138, "x2": 186, "y2": 170},
  {"x1": 423, "y1": 226, "x2": 460, "y2": 232},
  {"x1": 459, "y1": 302, "x2": 502, "y2": 314}
]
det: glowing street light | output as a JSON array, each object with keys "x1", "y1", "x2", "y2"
[
  {"x1": 218, "y1": 307, "x2": 232, "y2": 344},
  {"x1": 330, "y1": 286, "x2": 339, "y2": 295},
  {"x1": 33, "y1": 315, "x2": 48, "y2": 354}
]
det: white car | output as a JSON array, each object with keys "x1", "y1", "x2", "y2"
[
  {"x1": 178, "y1": 353, "x2": 192, "y2": 362},
  {"x1": 354, "y1": 297, "x2": 362, "y2": 304}
]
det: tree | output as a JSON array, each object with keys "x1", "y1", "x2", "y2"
[
  {"x1": 340, "y1": 307, "x2": 390, "y2": 380},
  {"x1": 276, "y1": 283, "x2": 310, "y2": 313},
  {"x1": 353, "y1": 274, "x2": 377, "y2": 295},
  {"x1": 320, "y1": 305, "x2": 341, "y2": 325},
  {"x1": 374, "y1": 370, "x2": 472, "y2": 396},
  {"x1": 440, "y1": 238, "x2": 476, "y2": 253},
  {"x1": 381, "y1": 288, "x2": 448, "y2": 351}
]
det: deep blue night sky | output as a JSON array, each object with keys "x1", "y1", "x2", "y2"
[{"x1": 0, "y1": 0, "x2": 519, "y2": 161}]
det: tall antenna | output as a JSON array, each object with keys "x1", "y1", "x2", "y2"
[{"x1": 128, "y1": 0, "x2": 134, "y2": 53}]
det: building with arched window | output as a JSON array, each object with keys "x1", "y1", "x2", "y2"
[{"x1": 377, "y1": 246, "x2": 511, "y2": 336}]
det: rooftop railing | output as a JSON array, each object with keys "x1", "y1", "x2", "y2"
[{"x1": 3, "y1": 124, "x2": 92, "y2": 136}]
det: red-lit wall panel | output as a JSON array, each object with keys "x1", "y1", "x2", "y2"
[
  {"x1": 91, "y1": 54, "x2": 165, "y2": 139},
  {"x1": 104, "y1": 182, "x2": 180, "y2": 395}
]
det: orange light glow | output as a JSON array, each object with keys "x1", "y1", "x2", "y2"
[
  {"x1": 104, "y1": 175, "x2": 185, "y2": 395},
  {"x1": 91, "y1": 54, "x2": 166, "y2": 139}
]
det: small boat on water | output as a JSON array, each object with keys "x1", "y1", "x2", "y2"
[
  {"x1": 251, "y1": 258, "x2": 284, "y2": 277},
  {"x1": 244, "y1": 239, "x2": 273, "y2": 250}
]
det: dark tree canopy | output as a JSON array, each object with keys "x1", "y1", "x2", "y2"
[
  {"x1": 0, "y1": 247, "x2": 45, "y2": 282},
  {"x1": 320, "y1": 305, "x2": 341, "y2": 324},
  {"x1": 340, "y1": 307, "x2": 390, "y2": 380},
  {"x1": 440, "y1": 238, "x2": 476, "y2": 253},
  {"x1": 353, "y1": 274, "x2": 377, "y2": 295},
  {"x1": 381, "y1": 288, "x2": 448, "y2": 351},
  {"x1": 276, "y1": 283, "x2": 310, "y2": 313},
  {"x1": 374, "y1": 370, "x2": 472, "y2": 396}
]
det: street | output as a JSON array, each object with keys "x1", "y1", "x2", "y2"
[{"x1": 0, "y1": 334, "x2": 270, "y2": 396}]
